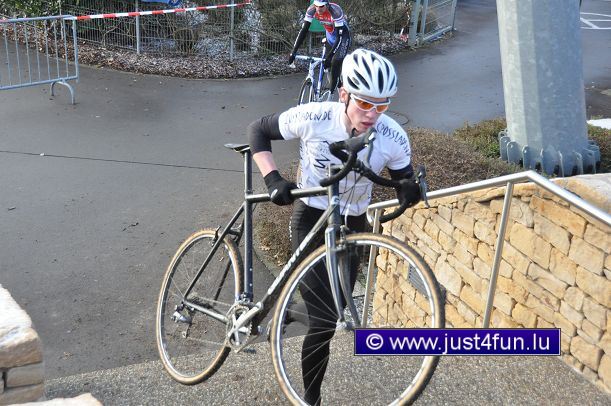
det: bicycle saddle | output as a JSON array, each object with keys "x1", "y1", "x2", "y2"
[{"x1": 224, "y1": 143, "x2": 251, "y2": 153}]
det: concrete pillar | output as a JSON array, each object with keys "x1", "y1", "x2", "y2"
[{"x1": 496, "y1": 0, "x2": 600, "y2": 176}]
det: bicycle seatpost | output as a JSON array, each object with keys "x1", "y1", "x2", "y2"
[{"x1": 243, "y1": 149, "x2": 254, "y2": 301}]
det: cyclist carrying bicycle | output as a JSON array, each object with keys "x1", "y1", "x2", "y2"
[
  {"x1": 248, "y1": 48, "x2": 421, "y2": 406},
  {"x1": 288, "y1": 0, "x2": 351, "y2": 96}
]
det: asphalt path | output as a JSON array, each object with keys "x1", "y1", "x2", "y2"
[{"x1": 0, "y1": 0, "x2": 609, "y2": 382}]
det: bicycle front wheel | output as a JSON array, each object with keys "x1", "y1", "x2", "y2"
[
  {"x1": 270, "y1": 233, "x2": 444, "y2": 405},
  {"x1": 156, "y1": 228, "x2": 243, "y2": 384},
  {"x1": 298, "y1": 77, "x2": 314, "y2": 105}
]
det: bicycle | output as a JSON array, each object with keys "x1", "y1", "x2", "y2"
[
  {"x1": 156, "y1": 129, "x2": 445, "y2": 405},
  {"x1": 290, "y1": 40, "x2": 332, "y2": 104}
]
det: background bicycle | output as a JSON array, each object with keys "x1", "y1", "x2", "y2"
[
  {"x1": 290, "y1": 41, "x2": 332, "y2": 105},
  {"x1": 156, "y1": 132, "x2": 445, "y2": 405}
]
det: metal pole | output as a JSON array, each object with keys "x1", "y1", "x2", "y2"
[
  {"x1": 419, "y1": 0, "x2": 429, "y2": 39},
  {"x1": 496, "y1": 0, "x2": 598, "y2": 175},
  {"x1": 408, "y1": 0, "x2": 422, "y2": 47},
  {"x1": 72, "y1": 19, "x2": 79, "y2": 83},
  {"x1": 230, "y1": 0, "x2": 235, "y2": 61},
  {"x1": 135, "y1": 0, "x2": 141, "y2": 54},
  {"x1": 482, "y1": 182, "x2": 514, "y2": 328},
  {"x1": 450, "y1": 0, "x2": 458, "y2": 31}
]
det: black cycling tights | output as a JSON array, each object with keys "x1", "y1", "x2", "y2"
[
  {"x1": 290, "y1": 200, "x2": 366, "y2": 405},
  {"x1": 324, "y1": 32, "x2": 351, "y2": 94}
]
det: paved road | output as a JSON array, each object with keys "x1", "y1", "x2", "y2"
[
  {"x1": 45, "y1": 342, "x2": 611, "y2": 405},
  {"x1": 0, "y1": 0, "x2": 609, "y2": 390}
]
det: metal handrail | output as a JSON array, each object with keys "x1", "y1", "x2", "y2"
[{"x1": 367, "y1": 170, "x2": 610, "y2": 328}]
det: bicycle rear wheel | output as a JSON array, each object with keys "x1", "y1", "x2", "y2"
[
  {"x1": 270, "y1": 233, "x2": 444, "y2": 405},
  {"x1": 298, "y1": 77, "x2": 314, "y2": 105},
  {"x1": 156, "y1": 228, "x2": 243, "y2": 384}
]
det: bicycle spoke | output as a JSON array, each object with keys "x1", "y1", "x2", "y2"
[{"x1": 156, "y1": 229, "x2": 242, "y2": 384}]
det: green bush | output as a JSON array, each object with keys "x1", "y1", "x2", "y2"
[{"x1": 588, "y1": 124, "x2": 611, "y2": 173}]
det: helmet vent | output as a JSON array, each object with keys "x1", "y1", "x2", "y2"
[
  {"x1": 377, "y1": 70, "x2": 384, "y2": 93},
  {"x1": 354, "y1": 71, "x2": 369, "y2": 90}
]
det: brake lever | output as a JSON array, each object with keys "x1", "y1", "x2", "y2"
[{"x1": 416, "y1": 168, "x2": 430, "y2": 208}]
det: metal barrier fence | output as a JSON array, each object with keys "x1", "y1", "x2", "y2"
[
  {"x1": 0, "y1": 15, "x2": 79, "y2": 104},
  {"x1": 367, "y1": 170, "x2": 611, "y2": 328},
  {"x1": 55, "y1": 0, "x2": 456, "y2": 59},
  {"x1": 0, "y1": 0, "x2": 457, "y2": 72},
  {"x1": 60, "y1": 0, "x2": 271, "y2": 59},
  {"x1": 408, "y1": 0, "x2": 458, "y2": 47}
]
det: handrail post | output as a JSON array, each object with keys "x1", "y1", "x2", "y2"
[
  {"x1": 482, "y1": 181, "x2": 514, "y2": 328},
  {"x1": 362, "y1": 208, "x2": 382, "y2": 328}
]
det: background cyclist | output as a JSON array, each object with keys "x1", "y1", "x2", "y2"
[
  {"x1": 248, "y1": 49, "x2": 421, "y2": 405},
  {"x1": 288, "y1": 0, "x2": 351, "y2": 96}
]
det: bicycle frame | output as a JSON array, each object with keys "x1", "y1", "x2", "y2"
[
  {"x1": 183, "y1": 146, "x2": 360, "y2": 341},
  {"x1": 295, "y1": 43, "x2": 327, "y2": 102},
  {"x1": 315, "y1": 45, "x2": 327, "y2": 100}
]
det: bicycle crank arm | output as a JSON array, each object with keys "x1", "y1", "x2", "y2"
[{"x1": 226, "y1": 302, "x2": 263, "y2": 338}]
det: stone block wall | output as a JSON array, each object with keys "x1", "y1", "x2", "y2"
[
  {"x1": 378, "y1": 174, "x2": 610, "y2": 392},
  {"x1": 0, "y1": 284, "x2": 45, "y2": 404}
]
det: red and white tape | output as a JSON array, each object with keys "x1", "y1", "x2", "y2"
[{"x1": 66, "y1": 1, "x2": 252, "y2": 21}]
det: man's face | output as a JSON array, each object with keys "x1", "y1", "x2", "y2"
[
  {"x1": 314, "y1": 4, "x2": 327, "y2": 15},
  {"x1": 339, "y1": 88, "x2": 390, "y2": 134}
]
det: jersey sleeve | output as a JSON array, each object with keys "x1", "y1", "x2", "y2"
[
  {"x1": 374, "y1": 118, "x2": 412, "y2": 171},
  {"x1": 278, "y1": 105, "x2": 307, "y2": 141},
  {"x1": 388, "y1": 129, "x2": 412, "y2": 170},
  {"x1": 329, "y1": 4, "x2": 346, "y2": 26},
  {"x1": 304, "y1": 6, "x2": 316, "y2": 23}
]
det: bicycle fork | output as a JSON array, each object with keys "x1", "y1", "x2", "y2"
[{"x1": 323, "y1": 170, "x2": 361, "y2": 330}]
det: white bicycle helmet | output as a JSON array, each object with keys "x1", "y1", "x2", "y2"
[{"x1": 341, "y1": 49, "x2": 398, "y2": 98}]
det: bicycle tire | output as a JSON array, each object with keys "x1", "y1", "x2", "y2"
[
  {"x1": 156, "y1": 228, "x2": 243, "y2": 384},
  {"x1": 270, "y1": 233, "x2": 444, "y2": 405},
  {"x1": 298, "y1": 77, "x2": 314, "y2": 105}
]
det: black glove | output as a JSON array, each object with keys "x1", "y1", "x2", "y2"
[
  {"x1": 288, "y1": 53, "x2": 296, "y2": 65},
  {"x1": 264, "y1": 170, "x2": 297, "y2": 206},
  {"x1": 323, "y1": 56, "x2": 332, "y2": 70},
  {"x1": 396, "y1": 178, "x2": 421, "y2": 208}
]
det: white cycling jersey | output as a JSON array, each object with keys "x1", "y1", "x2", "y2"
[{"x1": 278, "y1": 102, "x2": 411, "y2": 216}]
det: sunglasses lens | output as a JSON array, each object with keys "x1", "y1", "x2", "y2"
[
  {"x1": 375, "y1": 104, "x2": 390, "y2": 113},
  {"x1": 355, "y1": 98, "x2": 374, "y2": 111},
  {"x1": 353, "y1": 96, "x2": 390, "y2": 113}
]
